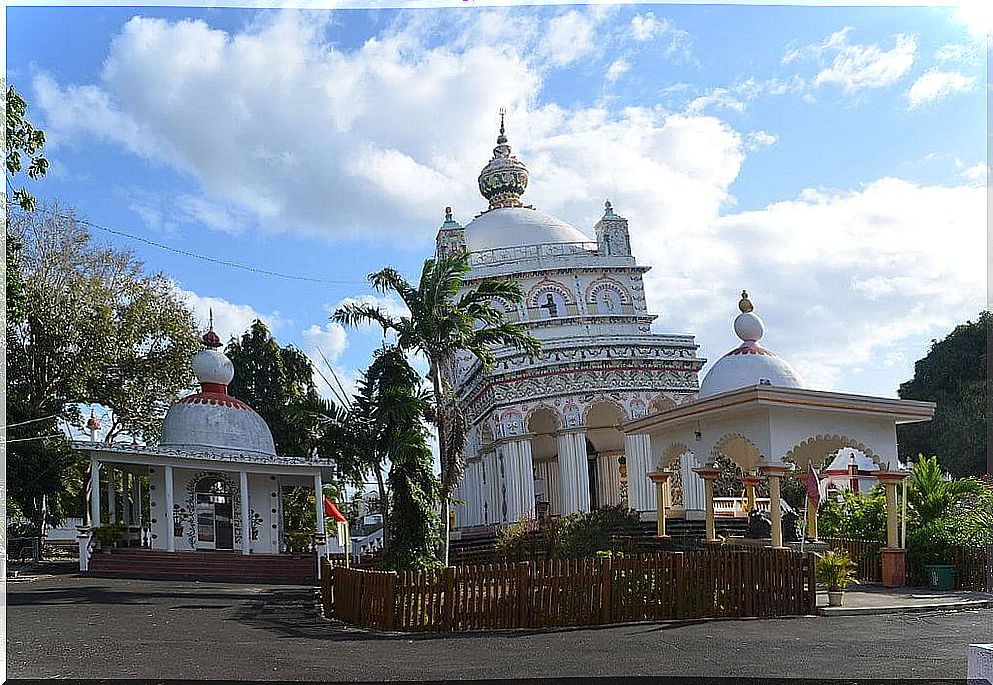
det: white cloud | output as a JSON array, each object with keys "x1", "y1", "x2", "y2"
[
  {"x1": 953, "y1": 2, "x2": 993, "y2": 40},
  {"x1": 629, "y1": 12, "x2": 692, "y2": 58},
  {"x1": 959, "y1": 163, "x2": 988, "y2": 184},
  {"x1": 540, "y1": 10, "x2": 598, "y2": 67},
  {"x1": 301, "y1": 322, "x2": 348, "y2": 362},
  {"x1": 811, "y1": 32, "x2": 917, "y2": 93},
  {"x1": 745, "y1": 131, "x2": 778, "y2": 151},
  {"x1": 685, "y1": 88, "x2": 746, "y2": 115},
  {"x1": 175, "y1": 286, "x2": 283, "y2": 342},
  {"x1": 605, "y1": 58, "x2": 630, "y2": 84},
  {"x1": 906, "y1": 68, "x2": 976, "y2": 108}
]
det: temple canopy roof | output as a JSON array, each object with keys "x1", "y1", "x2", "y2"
[
  {"x1": 698, "y1": 291, "x2": 804, "y2": 399},
  {"x1": 159, "y1": 317, "x2": 277, "y2": 458}
]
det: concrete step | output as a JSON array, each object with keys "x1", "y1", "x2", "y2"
[{"x1": 88, "y1": 549, "x2": 316, "y2": 583}]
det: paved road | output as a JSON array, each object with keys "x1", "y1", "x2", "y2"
[{"x1": 6, "y1": 574, "x2": 992, "y2": 681}]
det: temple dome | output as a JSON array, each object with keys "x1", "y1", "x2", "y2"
[
  {"x1": 465, "y1": 112, "x2": 592, "y2": 252},
  {"x1": 464, "y1": 207, "x2": 592, "y2": 252},
  {"x1": 698, "y1": 291, "x2": 805, "y2": 399},
  {"x1": 159, "y1": 326, "x2": 276, "y2": 457}
]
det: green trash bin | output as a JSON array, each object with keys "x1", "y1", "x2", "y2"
[{"x1": 924, "y1": 564, "x2": 956, "y2": 590}]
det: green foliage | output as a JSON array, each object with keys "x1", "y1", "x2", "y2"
[
  {"x1": 906, "y1": 455, "x2": 984, "y2": 525},
  {"x1": 383, "y1": 429, "x2": 443, "y2": 571},
  {"x1": 6, "y1": 203, "x2": 198, "y2": 537},
  {"x1": 226, "y1": 320, "x2": 321, "y2": 458},
  {"x1": 93, "y1": 521, "x2": 125, "y2": 546},
  {"x1": 818, "y1": 486, "x2": 888, "y2": 542},
  {"x1": 5, "y1": 84, "x2": 49, "y2": 211},
  {"x1": 333, "y1": 251, "x2": 541, "y2": 563},
  {"x1": 284, "y1": 530, "x2": 313, "y2": 554},
  {"x1": 496, "y1": 517, "x2": 538, "y2": 562},
  {"x1": 815, "y1": 550, "x2": 858, "y2": 591},
  {"x1": 551, "y1": 505, "x2": 641, "y2": 559},
  {"x1": 897, "y1": 312, "x2": 989, "y2": 476}
]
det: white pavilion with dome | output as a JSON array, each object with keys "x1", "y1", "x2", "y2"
[
  {"x1": 624, "y1": 290, "x2": 935, "y2": 585},
  {"x1": 73, "y1": 323, "x2": 334, "y2": 571}
]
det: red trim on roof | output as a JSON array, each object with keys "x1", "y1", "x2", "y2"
[
  {"x1": 178, "y1": 392, "x2": 252, "y2": 410},
  {"x1": 723, "y1": 341, "x2": 778, "y2": 358}
]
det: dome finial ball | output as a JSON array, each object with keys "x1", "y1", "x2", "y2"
[{"x1": 739, "y1": 290, "x2": 753, "y2": 313}]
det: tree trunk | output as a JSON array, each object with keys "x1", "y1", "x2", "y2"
[
  {"x1": 430, "y1": 364, "x2": 450, "y2": 566},
  {"x1": 374, "y1": 460, "x2": 390, "y2": 552}
]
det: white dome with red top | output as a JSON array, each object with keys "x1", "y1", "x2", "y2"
[
  {"x1": 698, "y1": 291, "x2": 805, "y2": 399},
  {"x1": 159, "y1": 324, "x2": 276, "y2": 457}
]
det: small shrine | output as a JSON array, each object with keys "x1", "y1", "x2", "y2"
[{"x1": 73, "y1": 321, "x2": 334, "y2": 571}]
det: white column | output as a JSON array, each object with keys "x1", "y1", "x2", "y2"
[
  {"x1": 89, "y1": 458, "x2": 101, "y2": 527},
  {"x1": 625, "y1": 434, "x2": 653, "y2": 512},
  {"x1": 164, "y1": 466, "x2": 175, "y2": 552},
  {"x1": 240, "y1": 471, "x2": 251, "y2": 555},
  {"x1": 122, "y1": 473, "x2": 132, "y2": 526},
  {"x1": 107, "y1": 465, "x2": 117, "y2": 522},
  {"x1": 482, "y1": 449, "x2": 501, "y2": 524},
  {"x1": 500, "y1": 438, "x2": 535, "y2": 522},
  {"x1": 557, "y1": 429, "x2": 591, "y2": 514},
  {"x1": 682, "y1": 452, "x2": 706, "y2": 518},
  {"x1": 596, "y1": 453, "x2": 622, "y2": 507},
  {"x1": 314, "y1": 472, "x2": 326, "y2": 555}
]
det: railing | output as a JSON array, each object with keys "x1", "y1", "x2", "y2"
[
  {"x1": 821, "y1": 537, "x2": 882, "y2": 583},
  {"x1": 469, "y1": 241, "x2": 600, "y2": 268},
  {"x1": 321, "y1": 548, "x2": 816, "y2": 632},
  {"x1": 713, "y1": 497, "x2": 771, "y2": 518}
]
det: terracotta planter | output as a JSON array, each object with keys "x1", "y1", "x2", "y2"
[{"x1": 827, "y1": 590, "x2": 844, "y2": 607}]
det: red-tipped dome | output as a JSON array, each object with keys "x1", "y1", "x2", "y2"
[{"x1": 202, "y1": 329, "x2": 222, "y2": 349}]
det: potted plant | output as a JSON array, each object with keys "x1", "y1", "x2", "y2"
[
  {"x1": 92, "y1": 521, "x2": 126, "y2": 553},
  {"x1": 284, "y1": 531, "x2": 312, "y2": 560},
  {"x1": 816, "y1": 549, "x2": 858, "y2": 606}
]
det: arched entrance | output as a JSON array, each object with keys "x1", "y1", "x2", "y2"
[
  {"x1": 194, "y1": 476, "x2": 234, "y2": 550},
  {"x1": 585, "y1": 401, "x2": 627, "y2": 510},
  {"x1": 528, "y1": 406, "x2": 561, "y2": 515}
]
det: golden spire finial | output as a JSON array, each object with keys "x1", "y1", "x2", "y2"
[{"x1": 738, "y1": 290, "x2": 753, "y2": 313}]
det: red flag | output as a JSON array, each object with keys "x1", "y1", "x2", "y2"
[
  {"x1": 806, "y1": 462, "x2": 821, "y2": 509},
  {"x1": 324, "y1": 496, "x2": 347, "y2": 523}
]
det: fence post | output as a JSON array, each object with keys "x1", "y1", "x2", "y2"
[
  {"x1": 384, "y1": 571, "x2": 398, "y2": 631},
  {"x1": 599, "y1": 556, "x2": 613, "y2": 624},
  {"x1": 442, "y1": 566, "x2": 456, "y2": 631},
  {"x1": 517, "y1": 562, "x2": 531, "y2": 628},
  {"x1": 986, "y1": 544, "x2": 993, "y2": 593},
  {"x1": 674, "y1": 552, "x2": 685, "y2": 620}
]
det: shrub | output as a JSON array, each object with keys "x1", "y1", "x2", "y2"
[
  {"x1": 818, "y1": 486, "x2": 887, "y2": 541},
  {"x1": 92, "y1": 521, "x2": 125, "y2": 546},
  {"x1": 551, "y1": 505, "x2": 641, "y2": 559}
]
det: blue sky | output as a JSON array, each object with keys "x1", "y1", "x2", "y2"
[{"x1": 6, "y1": 2, "x2": 989, "y2": 408}]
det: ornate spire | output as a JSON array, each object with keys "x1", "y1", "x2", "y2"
[
  {"x1": 738, "y1": 290, "x2": 754, "y2": 313},
  {"x1": 445, "y1": 206, "x2": 453, "y2": 222},
  {"x1": 478, "y1": 109, "x2": 529, "y2": 210},
  {"x1": 202, "y1": 308, "x2": 222, "y2": 349}
]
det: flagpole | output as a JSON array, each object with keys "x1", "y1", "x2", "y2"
[{"x1": 800, "y1": 497, "x2": 808, "y2": 554}]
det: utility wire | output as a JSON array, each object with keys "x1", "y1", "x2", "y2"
[
  {"x1": 7, "y1": 203, "x2": 371, "y2": 287},
  {"x1": 2, "y1": 414, "x2": 59, "y2": 430}
]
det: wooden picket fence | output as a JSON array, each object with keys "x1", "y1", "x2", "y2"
[
  {"x1": 821, "y1": 537, "x2": 882, "y2": 583},
  {"x1": 321, "y1": 548, "x2": 816, "y2": 632}
]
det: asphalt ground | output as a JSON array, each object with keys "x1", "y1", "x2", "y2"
[{"x1": 6, "y1": 574, "x2": 993, "y2": 681}]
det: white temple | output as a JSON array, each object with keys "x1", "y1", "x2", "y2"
[
  {"x1": 444, "y1": 117, "x2": 935, "y2": 554},
  {"x1": 442, "y1": 115, "x2": 705, "y2": 529},
  {"x1": 74, "y1": 323, "x2": 333, "y2": 564}
]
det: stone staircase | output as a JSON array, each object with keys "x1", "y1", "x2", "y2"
[{"x1": 87, "y1": 548, "x2": 316, "y2": 584}]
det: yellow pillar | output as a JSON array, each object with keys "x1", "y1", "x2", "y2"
[
  {"x1": 768, "y1": 475, "x2": 783, "y2": 548},
  {"x1": 884, "y1": 481, "x2": 898, "y2": 549},
  {"x1": 647, "y1": 471, "x2": 671, "y2": 539},
  {"x1": 742, "y1": 474, "x2": 761, "y2": 512},
  {"x1": 693, "y1": 466, "x2": 720, "y2": 543},
  {"x1": 656, "y1": 481, "x2": 667, "y2": 537}
]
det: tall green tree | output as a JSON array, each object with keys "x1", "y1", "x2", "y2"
[
  {"x1": 897, "y1": 312, "x2": 990, "y2": 476},
  {"x1": 333, "y1": 251, "x2": 540, "y2": 565},
  {"x1": 225, "y1": 320, "x2": 321, "y2": 457},
  {"x1": 6, "y1": 202, "x2": 199, "y2": 545},
  {"x1": 905, "y1": 455, "x2": 984, "y2": 524},
  {"x1": 4, "y1": 84, "x2": 49, "y2": 212}
]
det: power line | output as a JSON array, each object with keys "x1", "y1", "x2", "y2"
[
  {"x1": 8, "y1": 202, "x2": 371, "y2": 287},
  {"x1": 77, "y1": 217, "x2": 367, "y2": 286}
]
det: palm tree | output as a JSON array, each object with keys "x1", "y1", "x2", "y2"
[
  {"x1": 291, "y1": 346, "x2": 431, "y2": 553},
  {"x1": 907, "y1": 454, "x2": 984, "y2": 524},
  {"x1": 334, "y1": 252, "x2": 541, "y2": 564}
]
